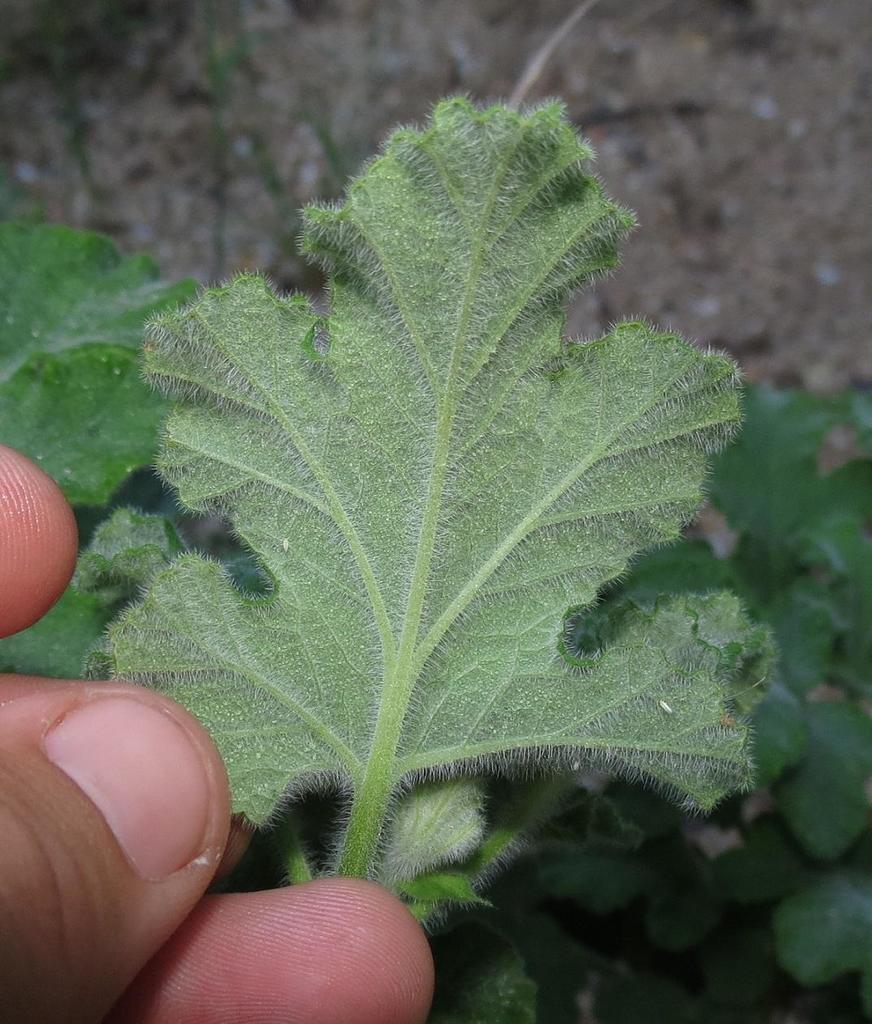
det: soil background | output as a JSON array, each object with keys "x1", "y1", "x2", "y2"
[{"x1": 0, "y1": 0, "x2": 869, "y2": 389}]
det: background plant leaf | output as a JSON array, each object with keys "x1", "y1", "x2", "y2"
[
  {"x1": 800, "y1": 515, "x2": 872, "y2": 696},
  {"x1": 429, "y1": 924, "x2": 537, "y2": 1024},
  {"x1": 0, "y1": 506, "x2": 183, "y2": 677},
  {"x1": 0, "y1": 588, "x2": 108, "y2": 677},
  {"x1": 775, "y1": 702, "x2": 872, "y2": 860},
  {"x1": 0, "y1": 222, "x2": 196, "y2": 503},
  {"x1": 74, "y1": 506, "x2": 183, "y2": 604},
  {"x1": 711, "y1": 817, "x2": 808, "y2": 905},
  {"x1": 709, "y1": 386, "x2": 872, "y2": 603},
  {"x1": 595, "y1": 972, "x2": 698, "y2": 1024},
  {"x1": 775, "y1": 872, "x2": 872, "y2": 1016}
]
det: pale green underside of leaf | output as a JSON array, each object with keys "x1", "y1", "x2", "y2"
[
  {"x1": 98, "y1": 99, "x2": 746, "y2": 831},
  {"x1": 0, "y1": 223, "x2": 195, "y2": 503}
]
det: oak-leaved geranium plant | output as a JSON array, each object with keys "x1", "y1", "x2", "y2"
[{"x1": 89, "y1": 99, "x2": 766, "y2": 903}]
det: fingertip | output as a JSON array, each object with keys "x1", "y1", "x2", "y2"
[
  {"x1": 0, "y1": 445, "x2": 77, "y2": 638},
  {"x1": 112, "y1": 878, "x2": 434, "y2": 1024},
  {"x1": 313, "y1": 878, "x2": 435, "y2": 1023}
]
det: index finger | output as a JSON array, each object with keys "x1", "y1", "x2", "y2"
[{"x1": 0, "y1": 445, "x2": 78, "y2": 638}]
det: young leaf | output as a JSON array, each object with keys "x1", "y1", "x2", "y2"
[
  {"x1": 398, "y1": 870, "x2": 488, "y2": 907},
  {"x1": 96, "y1": 99, "x2": 750, "y2": 876},
  {"x1": 74, "y1": 507, "x2": 183, "y2": 604},
  {"x1": 381, "y1": 778, "x2": 486, "y2": 883},
  {"x1": 0, "y1": 223, "x2": 195, "y2": 504}
]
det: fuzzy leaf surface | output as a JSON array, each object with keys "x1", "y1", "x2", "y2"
[
  {"x1": 98, "y1": 100, "x2": 749, "y2": 868},
  {"x1": 0, "y1": 223, "x2": 195, "y2": 503},
  {"x1": 74, "y1": 507, "x2": 183, "y2": 605}
]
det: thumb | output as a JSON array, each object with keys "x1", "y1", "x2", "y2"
[{"x1": 0, "y1": 678, "x2": 231, "y2": 1023}]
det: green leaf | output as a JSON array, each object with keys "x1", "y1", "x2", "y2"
[
  {"x1": 96, "y1": 100, "x2": 750, "y2": 876},
  {"x1": 851, "y1": 391, "x2": 872, "y2": 454},
  {"x1": 712, "y1": 817, "x2": 808, "y2": 905},
  {"x1": 767, "y1": 579, "x2": 838, "y2": 696},
  {"x1": 381, "y1": 778, "x2": 486, "y2": 883},
  {"x1": 801, "y1": 515, "x2": 872, "y2": 696},
  {"x1": 542, "y1": 828, "x2": 723, "y2": 950},
  {"x1": 776, "y1": 702, "x2": 872, "y2": 860},
  {"x1": 0, "y1": 506, "x2": 182, "y2": 678},
  {"x1": 539, "y1": 846, "x2": 655, "y2": 914},
  {"x1": 613, "y1": 538, "x2": 737, "y2": 605},
  {"x1": 0, "y1": 223, "x2": 196, "y2": 503},
  {"x1": 700, "y1": 926, "x2": 774, "y2": 1007},
  {"x1": 604, "y1": 781, "x2": 683, "y2": 840},
  {"x1": 645, "y1": 875, "x2": 721, "y2": 952},
  {"x1": 540, "y1": 789, "x2": 643, "y2": 852},
  {"x1": 710, "y1": 386, "x2": 872, "y2": 601},
  {"x1": 429, "y1": 924, "x2": 537, "y2": 1024},
  {"x1": 0, "y1": 587, "x2": 109, "y2": 677},
  {"x1": 398, "y1": 870, "x2": 486, "y2": 908},
  {"x1": 775, "y1": 872, "x2": 872, "y2": 1017},
  {"x1": 750, "y1": 681, "x2": 808, "y2": 785},
  {"x1": 596, "y1": 973, "x2": 698, "y2": 1024},
  {"x1": 472, "y1": 892, "x2": 594, "y2": 1024},
  {"x1": 642, "y1": 836, "x2": 722, "y2": 952},
  {"x1": 75, "y1": 507, "x2": 183, "y2": 604}
]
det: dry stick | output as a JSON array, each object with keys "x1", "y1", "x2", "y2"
[{"x1": 508, "y1": 0, "x2": 606, "y2": 109}]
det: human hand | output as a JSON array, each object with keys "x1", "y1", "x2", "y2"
[{"x1": 0, "y1": 444, "x2": 434, "y2": 1024}]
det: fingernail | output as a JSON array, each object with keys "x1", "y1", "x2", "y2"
[{"x1": 44, "y1": 698, "x2": 212, "y2": 880}]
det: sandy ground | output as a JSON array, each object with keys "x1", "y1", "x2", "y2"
[{"x1": 1, "y1": 0, "x2": 870, "y2": 388}]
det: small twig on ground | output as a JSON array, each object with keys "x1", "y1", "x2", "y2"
[{"x1": 508, "y1": 0, "x2": 606, "y2": 109}]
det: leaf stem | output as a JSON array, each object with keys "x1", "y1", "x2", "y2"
[{"x1": 275, "y1": 813, "x2": 314, "y2": 884}]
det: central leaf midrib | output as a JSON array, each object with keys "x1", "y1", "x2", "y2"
[
  {"x1": 379, "y1": 123, "x2": 528, "y2": 737},
  {"x1": 337, "y1": 125, "x2": 527, "y2": 875}
]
